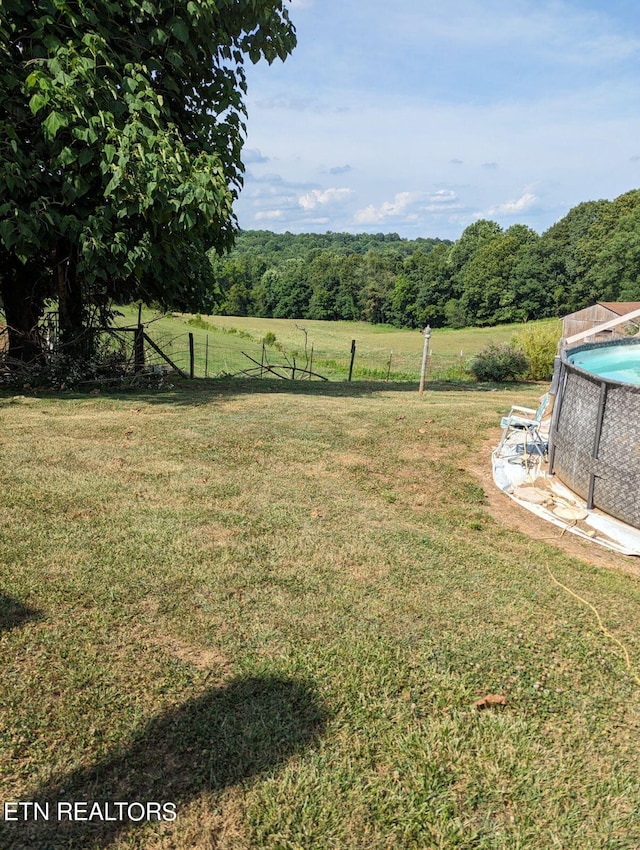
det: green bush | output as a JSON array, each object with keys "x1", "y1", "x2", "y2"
[
  {"x1": 512, "y1": 321, "x2": 562, "y2": 381},
  {"x1": 468, "y1": 343, "x2": 529, "y2": 382},
  {"x1": 187, "y1": 313, "x2": 214, "y2": 331}
]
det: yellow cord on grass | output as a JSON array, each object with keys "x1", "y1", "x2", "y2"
[{"x1": 545, "y1": 563, "x2": 640, "y2": 687}]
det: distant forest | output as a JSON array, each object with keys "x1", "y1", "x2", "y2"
[{"x1": 204, "y1": 188, "x2": 640, "y2": 329}]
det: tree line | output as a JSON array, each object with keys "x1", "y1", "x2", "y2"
[{"x1": 207, "y1": 189, "x2": 640, "y2": 329}]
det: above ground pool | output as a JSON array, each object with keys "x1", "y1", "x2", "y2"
[
  {"x1": 549, "y1": 338, "x2": 640, "y2": 531},
  {"x1": 567, "y1": 343, "x2": 640, "y2": 384}
]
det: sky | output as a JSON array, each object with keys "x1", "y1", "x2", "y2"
[{"x1": 235, "y1": 0, "x2": 640, "y2": 242}]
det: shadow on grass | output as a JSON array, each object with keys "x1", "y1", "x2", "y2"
[
  {"x1": 1, "y1": 376, "x2": 530, "y2": 407},
  {"x1": 1, "y1": 675, "x2": 327, "y2": 850},
  {"x1": 150, "y1": 377, "x2": 487, "y2": 403},
  {"x1": 0, "y1": 593, "x2": 41, "y2": 634}
]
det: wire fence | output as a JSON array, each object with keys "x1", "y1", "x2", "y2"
[
  {"x1": 0, "y1": 317, "x2": 472, "y2": 384},
  {"x1": 153, "y1": 331, "x2": 470, "y2": 383}
]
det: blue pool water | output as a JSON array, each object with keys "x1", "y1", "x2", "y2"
[{"x1": 568, "y1": 345, "x2": 640, "y2": 384}]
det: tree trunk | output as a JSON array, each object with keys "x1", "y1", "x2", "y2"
[
  {"x1": 0, "y1": 256, "x2": 45, "y2": 364},
  {"x1": 55, "y1": 239, "x2": 88, "y2": 360}
]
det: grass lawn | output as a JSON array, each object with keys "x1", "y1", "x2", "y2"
[{"x1": 1, "y1": 378, "x2": 639, "y2": 849}]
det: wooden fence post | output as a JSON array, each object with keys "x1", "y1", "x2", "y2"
[
  {"x1": 348, "y1": 339, "x2": 356, "y2": 381},
  {"x1": 189, "y1": 332, "x2": 195, "y2": 379},
  {"x1": 418, "y1": 325, "x2": 431, "y2": 395},
  {"x1": 134, "y1": 324, "x2": 144, "y2": 373}
]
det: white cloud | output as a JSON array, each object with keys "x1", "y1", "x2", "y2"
[
  {"x1": 298, "y1": 187, "x2": 353, "y2": 210},
  {"x1": 428, "y1": 189, "x2": 459, "y2": 206},
  {"x1": 237, "y1": 175, "x2": 355, "y2": 231},
  {"x1": 482, "y1": 189, "x2": 539, "y2": 218},
  {"x1": 255, "y1": 210, "x2": 286, "y2": 221},
  {"x1": 354, "y1": 190, "x2": 461, "y2": 224},
  {"x1": 354, "y1": 192, "x2": 415, "y2": 224}
]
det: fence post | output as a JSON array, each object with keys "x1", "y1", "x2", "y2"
[
  {"x1": 418, "y1": 325, "x2": 431, "y2": 395},
  {"x1": 205, "y1": 334, "x2": 209, "y2": 378},
  {"x1": 348, "y1": 339, "x2": 356, "y2": 381},
  {"x1": 189, "y1": 332, "x2": 195, "y2": 379},
  {"x1": 134, "y1": 324, "x2": 144, "y2": 372}
]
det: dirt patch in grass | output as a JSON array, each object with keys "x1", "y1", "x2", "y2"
[
  {"x1": 198, "y1": 523, "x2": 237, "y2": 548},
  {"x1": 149, "y1": 634, "x2": 233, "y2": 676},
  {"x1": 135, "y1": 599, "x2": 234, "y2": 679}
]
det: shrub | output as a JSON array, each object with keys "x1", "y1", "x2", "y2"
[
  {"x1": 468, "y1": 343, "x2": 529, "y2": 382},
  {"x1": 187, "y1": 313, "x2": 214, "y2": 331},
  {"x1": 512, "y1": 321, "x2": 562, "y2": 381}
]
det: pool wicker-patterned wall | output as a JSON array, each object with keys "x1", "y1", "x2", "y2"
[{"x1": 550, "y1": 339, "x2": 640, "y2": 530}]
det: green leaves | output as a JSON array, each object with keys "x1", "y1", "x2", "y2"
[
  {"x1": 28, "y1": 93, "x2": 49, "y2": 115},
  {"x1": 169, "y1": 19, "x2": 189, "y2": 43},
  {"x1": 42, "y1": 110, "x2": 68, "y2": 139}
]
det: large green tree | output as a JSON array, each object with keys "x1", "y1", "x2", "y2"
[
  {"x1": 0, "y1": 0, "x2": 296, "y2": 361},
  {"x1": 459, "y1": 224, "x2": 538, "y2": 325},
  {"x1": 576, "y1": 190, "x2": 640, "y2": 303}
]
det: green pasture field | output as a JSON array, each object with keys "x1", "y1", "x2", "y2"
[
  {"x1": 115, "y1": 306, "x2": 560, "y2": 382},
  {"x1": 1, "y1": 377, "x2": 639, "y2": 849}
]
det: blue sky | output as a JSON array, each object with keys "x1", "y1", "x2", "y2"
[{"x1": 235, "y1": 0, "x2": 640, "y2": 241}]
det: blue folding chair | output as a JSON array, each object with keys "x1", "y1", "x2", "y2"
[{"x1": 497, "y1": 393, "x2": 550, "y2": 455}]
